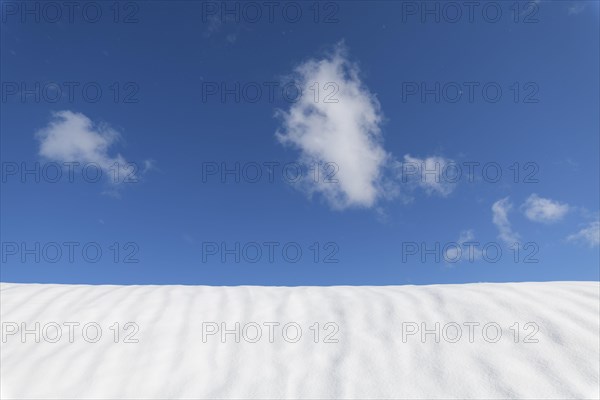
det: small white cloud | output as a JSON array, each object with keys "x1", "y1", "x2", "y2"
[
  {"x1": 568, "y1": 2, "x2": 586, "y2": 15},
  {"x1": 522, "y1": 194, "x2": 569, "y2": 223},
  {"x1": 142, "y1": 159, "x2": 157, "y2": 173},
  {"x1": 567, "y1": 220, "x2": 600, "y2": 247},
  {"x1": 492, "y1": 197, "x2": 520, "y2": 245},
  {"x1": 399, "y1": 155, "x2": 457, "y2": 197},
  {"x1": 36, "y1": 110, "x2": 139, "y2": 186},
  {"x1": 203, "y1": 14, "x2": 222, "y2": 37},
  {"x1": 444, "y1": 229, "x2": 481, "y2": 263},
  {"x1": 276, "y1": 43, "x2": 393, "y2": 209},
  {"x1": 226, "y1": 33, "x2": 237, "y2": 44}
]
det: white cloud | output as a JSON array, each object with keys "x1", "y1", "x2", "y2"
[
  {"x1": 568, "y1": 2, "x2": 586, "y2": 15},
  {"x1": 399, "y1": 155, "x2": 457, "y2": 197},
  {"x1": 567, "y1": 221, "x2": 600, "y2": 248},
  {"x1": 203, "y1": 14, "x2": 222, "y2": 37},
  {"x1": 444, "y1": 229, "x2": 481, "y2": 263},
  {"x1": 142, "y1": 159, "x2": 158, "y2": 174},
  {"x1": 226, "y1": 33, "x2": 237, "y2": 44},
  {"x1": 275, "y1": 43, "x2": 393, "y2": 209},
  {"x1": 521, "y1": 194, "x2": 569, "y2": 223},
  {"x1": 492, "y1": 197, "x2": 520, "y2": 245},
  {"x1": 36, "y1": 110, "x2": 140, "y2": 186}
]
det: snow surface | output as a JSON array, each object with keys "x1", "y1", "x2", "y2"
[{"x1": 1, "y1": 281, "x2": 599, "y2": 399}]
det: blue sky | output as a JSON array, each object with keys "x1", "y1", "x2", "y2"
[{"x1": 1, "y1": 0, "x2": 599, "y2": 285}]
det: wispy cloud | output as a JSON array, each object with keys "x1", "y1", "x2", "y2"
[
  {"x1": 36, "y1": 110, "x2": 146, "y2": 189},
  {"x1": 203, "y1": 14, "x2": 223, "y2": 37},
  {"x1": 202, "y1": 14, "x2": 241, "y2": 45},
  {"x1": 444, "y1": 229, "x2": 481, "y2": 263},
  {"x1": 492, "y1": 197, "x2": 520, "y2": 245},
  {"x1": 276, "y1": 43, "x2": 393, "y2": 209},
  {"x1": 521, "y1": 194, "x2": 570, "y2": 223},
  {"x1": 568, "y1": 2, "x2": 586, "y2": 15},
  {"x1": 142, "y1": 159, "x2": 158, "y2": 174},
  {"x1": 398, "y1": 155, "x2": 457, "y2": 197},
  {"x1": 567, "y1": 220, "x2": 600, "y2": 247}
]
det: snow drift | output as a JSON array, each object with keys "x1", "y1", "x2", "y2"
[{"x1": 1, "y1": 281, "x2": 598, "y2": 399}]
